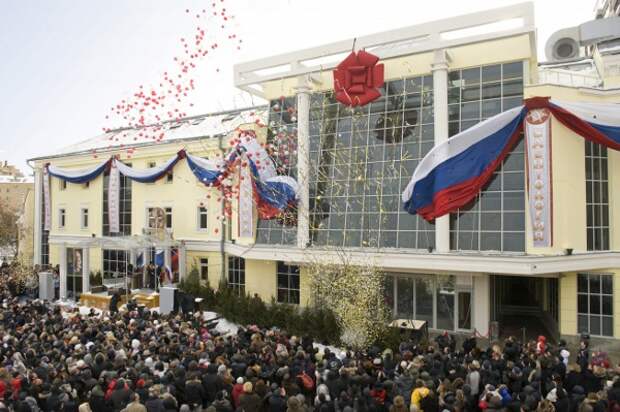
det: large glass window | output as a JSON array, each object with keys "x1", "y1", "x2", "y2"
[
  {"x1": 40, "y1": 204, "x2": 49, "y2": 266},
  {"x1": 449, "y1": 62, "x2": 525, "y2": 252},
  {"x1": 102, "y1": 249, "x2": 129, "y2": 287},
  {"x1": 256, "y1": 97, "x2": 298, "y2": 245},
  {"x1": 386, "y1": 274, "x2": 466, "y2": 330},
  {"x1": 308, "y1": 75, "x2": 435, "y2": 248},
  {"x1": 66, "y1": 248, "x2": 83, "y2": 299},
  {"x1": 227, "y1": 256, "x2": 245, "y2": 296},
  {"x1": 276, "y1": 261, "x2": 300, "y2": 304},
  {"x1": 103, "y1": 166, "x2": 132, "y2": 236},
  {"x1": 585, "y1": 141, "x2": 609, "y2": 251},
  {"x1": 578, "y1": 273, "x2": 613, "y2": 336}
]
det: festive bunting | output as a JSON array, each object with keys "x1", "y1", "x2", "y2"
[
  {"x1": 44, "y1": 132, "x2": 299, "y2": 232},
  {"x1": 47, "y1": 158, "x2": 110, "y2": 183}
]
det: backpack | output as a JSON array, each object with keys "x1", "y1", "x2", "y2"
[{"x1": 297, "y1": 371, "x2": 315, "y2": 391}]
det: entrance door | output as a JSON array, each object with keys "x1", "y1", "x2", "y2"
[
  {"x1": 491, "y1": 275, "x2": 558, "y2": 341},
  {"x1": 66, "y1": 248, "x2": 83, "y2": 300}
]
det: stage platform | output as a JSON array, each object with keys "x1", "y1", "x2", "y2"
[{"x1": 79, "y1": 289, "x2": 160, "y2": 310}]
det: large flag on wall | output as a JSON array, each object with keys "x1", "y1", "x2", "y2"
[{"x1": 402, "y1": 97, "x2": 620, "y2": 247}]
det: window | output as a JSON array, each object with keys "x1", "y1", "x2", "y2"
[
  {"x1": 585, "y1": 141, "x2": 609, "y2": 251},
  {"x1": 60, "y1": 180, "x2": 67, "y2": 190},
  {"x1": 165, "y1": 207, "x2": 172, "y2": 229},
  {"x1": 40, "y1": 192, "x2": 49, "y2": 266},
  {"x1": 102, "y1": 249, "x2": 129, "y2": 286},
  {"x1": 103, "y1": 164, "x2": 132, "y2": 236},
  {"x1": 198, "y1": 206, "x2": 208, "y2": 230},
  {"x1": 59, "y1": 208, "x2": 66, "y2": 228},
  {"x1": 276, "y1": 262, "x2": 300, "y2": 304},
  {"x1": 449, "y1": 62, "x2": 525, "y2": 252},
  {"x1": 200, "y1": 258, "x2": 209, "y2": 281},
  {"x1": 385, "y1": 273, "x2": 471, "y2": 331},
  {"x1": 265, "y1": 75, "x2": 435, "y2": 249},
  {"x1": 578, "y1": 273, "x2": 613, "y2": 336},
  {"x1": 227, "y1": 256, "x2": 245, "y2": 296},
  {"x1": 81, "y1": 208, "x2": 89, "y2": 229},
  {"x1": 83, "y1": 181, "x2": 90, "y2": 189},
  {"x1": 256, "y1": 96, "x2": 298, "y2": 246},
  {"x1": 166, "y1": 171, "x2": 173, "y2": 183}
]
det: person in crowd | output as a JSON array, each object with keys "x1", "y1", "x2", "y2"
[{"x1": 0, "y1": 267, "x2": 619, "y2": 412}]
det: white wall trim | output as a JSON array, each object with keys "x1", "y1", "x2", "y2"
[{"x1": 234, "y1": 2, "x2": 535, "y2": 93}]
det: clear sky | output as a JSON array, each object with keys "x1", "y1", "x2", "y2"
[{"x1": 0, "y1": 0, "x2": 596, "y2": 174}]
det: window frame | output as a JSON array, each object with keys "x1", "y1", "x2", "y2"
[
  {"x1": 585, "y1": 141, "x2": 609, "y2": 251},
  {"x1": 197, "y1": 206, "x2": 208, "y2": 231},
  {"x1": 200, "y1": 258, "x2": 208, "y2": 282},
  {"x1": 164, "y1": 207, "x2": 172, "y2": 230},
  {"x1": 81, "y1": 208, "x2": 89, "y2": 229},
  {"x1": 58, "y1": 208, "x2": 66, "y2": 229},
  {"x1": 577, "y1": 272, "x2": 614, "y2": 337},
  {"x1": 227, "y1": 256, "x2": 245, "y2": 296},
  {"x1": 276, "y1": 261, "x2": 300, "y2": 305}
]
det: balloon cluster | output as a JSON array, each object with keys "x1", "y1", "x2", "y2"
[{"x1": 99, "y1": 1, "x2": 243, "y2": 160}]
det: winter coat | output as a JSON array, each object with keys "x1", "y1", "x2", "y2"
[
  {"x1": 185, "y1": 380, "x2": 206, "y2": 406},
  {"x1": 210, "y1": 399, "x2": 234, "y2": 412},
  {"x1": 238, "y1": 393, "x2": 262, "y2": 412},
  {"x1": 144, "y1": 398, "x2": 165, "y2": 412}
]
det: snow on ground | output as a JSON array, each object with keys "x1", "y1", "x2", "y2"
[
  {"x1": 203, "y1": 311, "x2": 239, "y2": 335},
  {"x1": 313, "y1": 343, "x2": 346, "y2": 360}
]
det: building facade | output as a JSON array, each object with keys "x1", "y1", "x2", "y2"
[
  {"x1": 30, "y1": 3, "x2": 620, "y2": 345},
  {"x1": 0, "y1": 162, "x2": 33, "y2": 262}
]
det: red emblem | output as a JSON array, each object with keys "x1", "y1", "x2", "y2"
[{"x1": 333, "y1": 50, "x2": 384, "y2": 107}]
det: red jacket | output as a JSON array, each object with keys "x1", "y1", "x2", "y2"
[{"x1": 232, "y1": 383, "x2": 244, "y2": 408}]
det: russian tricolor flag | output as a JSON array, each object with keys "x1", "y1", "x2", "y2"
[{"x1": 402, "y1": 98, "x2": 620, "y2": 221}]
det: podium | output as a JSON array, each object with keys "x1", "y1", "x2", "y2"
[
  {"x1": 39, "y1": 272, "x2": 54, "y2": 301},
  {"x1": 160, "y1": 286, "x2": 177, "y2": 315}
]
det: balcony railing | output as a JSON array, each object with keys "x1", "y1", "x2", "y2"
[{"x1": 538, "y1": 67, "x2": 603, "y2": 88}]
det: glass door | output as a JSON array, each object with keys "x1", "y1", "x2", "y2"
[
  {"x1": 457, "y1": 290, "x2": 472, "y2": 330},
  {"x1": 66, "y1": 248, "x2": 83, "y2": 300}
]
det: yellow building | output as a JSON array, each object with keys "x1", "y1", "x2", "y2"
[{"x1": 29, "y1": 3, "x2": 620, "y2": 347}]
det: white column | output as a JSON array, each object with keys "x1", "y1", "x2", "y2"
[
  {"x1": 164, "y1": 248, "x2": 172, "y2": 270},
  {"x1": 473, "y1": 274, "x2": 490, "y2": 337},
  {"x1": 296, "y1": 79, "x2": 311, "y2": 249},
  {"x1": 33, "y1": 168, "x2": 43, "y2": 266},
  {"x1": 142, "y1": 247, "x2": 150, "y2": 287},
  {"x1": 59, "y1": 244, "x2": 67, "y2": 300},
  {"x1": 432, "y1": 49, "x2": 451, "y2": 253},
  {"x1": 82, "y1": 247, "x2": 90, "y2": 293},
  {"x1": 178, "y1": 243, "x2": 187, "y2": 282}
]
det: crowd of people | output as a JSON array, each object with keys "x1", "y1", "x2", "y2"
[{"x1": 0, "y1": 266, "x2": 617, "y2": 412}]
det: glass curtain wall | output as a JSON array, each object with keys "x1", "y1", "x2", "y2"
[
  {"x1": 307, "y1": 76, "x2": 436, "y2": 248},
  {"x1": 448, "y1": 62, "x2": 526, "y2": 252}
]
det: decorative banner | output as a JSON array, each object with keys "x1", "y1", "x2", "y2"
[
  {"x1": 44, "y1": 131, "x2": 300, "y2": 233},
  {"x1": 525, "y1": 108, "x2": 553, "y2": 247},
  {"x1": 108, "y1": 161, "x2": 121, "y2": 233},
  {"x1": 238, "y1": 154, "x2": 254, "y2": 238},
  {"x1": 74, "y1": 249, "x2": 82, "y2": 273},
  {"x1": 333, "y1": 50, "x2": 384, "y2": 107},
  {"x1": 43, "y1": 168, "x2": 51, "y2": 231}
]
